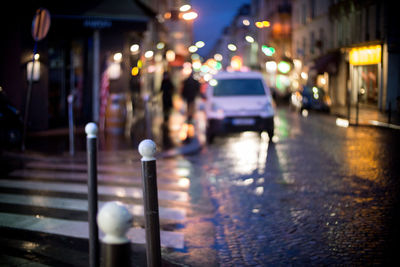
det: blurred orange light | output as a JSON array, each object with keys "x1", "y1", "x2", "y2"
[
  {"x1": 164, "y1": 12, "x2": 171, "y2": 19},
  {"x1": 230, "y1": 55, "x2": 242, "y2": 70}
]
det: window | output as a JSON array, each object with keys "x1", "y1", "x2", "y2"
[{"x1": 213, "y1": 79, "x2": 266, "y2": 96}]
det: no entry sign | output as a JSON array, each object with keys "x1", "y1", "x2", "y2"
[{"x1": 31, "y1": 8, "x2": 51, "y2": 41}]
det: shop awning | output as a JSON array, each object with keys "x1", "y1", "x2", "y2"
[{"x1": 311, "y1": 50, "x2": 340, "y2": 75}]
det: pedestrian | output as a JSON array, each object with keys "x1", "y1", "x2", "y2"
[
  {"x1": 160, "y1": 71, "x2": 174, "y2": 123},
  {"x1": 181, "y1": 72, "x2": 200, "y2": 124}
]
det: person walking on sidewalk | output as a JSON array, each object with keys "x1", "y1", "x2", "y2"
[
  {"x1": 181, "y1": 72, "x2": 200, "y2": 124},
  {"x1": 160, "y1": 71, "x2": 174, "y2": 123}
]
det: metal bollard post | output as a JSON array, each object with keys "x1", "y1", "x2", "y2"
[
  {"x1": 68, "y1": 93, "x2": 75, "y2": 156},
  {"x1": 97, "y1": 202, "x2": 133, "y2": 267},
  {"x1": 138, "y1": 139, "x2": 162, "y2": 267},
  {"x1": 86, "y1": 122, "x2": 99, "y2": 267}
]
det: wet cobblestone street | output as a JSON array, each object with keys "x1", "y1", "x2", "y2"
[{"x1": 187, "y1": 108, "x2": 400, "y2": 265}]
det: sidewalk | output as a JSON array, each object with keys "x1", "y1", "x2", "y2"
[
  {"x1": 331, "y1": 104, "x2": 400, "y2": 130},
  {"x1": 3, "y1": 97, "x2": 204, "y2": 159}
]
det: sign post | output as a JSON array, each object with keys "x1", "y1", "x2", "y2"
[{"x1": 21, "y1": 8, "x2": 51, "y2": 151}]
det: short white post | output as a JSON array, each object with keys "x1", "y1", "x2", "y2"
[{"x1": 97, "y1": 201, "x2": 133, "y2": 267}]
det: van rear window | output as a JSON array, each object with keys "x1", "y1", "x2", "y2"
[{"x1": 213, "y1": 79, "x2": 266, "y2": 96}]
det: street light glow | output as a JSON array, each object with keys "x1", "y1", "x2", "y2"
[
  {"x1": 214, "y1": 53, "x2": 223, "y2": 61},
  {"x1": 182, "y1": 11, "x2": 198, "y2": 20},
  {"x1": 188, "y1": 45, "x2": 198, "y2": 53},
  {"x1": 227, "y1": 44, "x2": 237, "y2": 51},
  {"x1": 113, "y1": 52, "x2": 122, "y2": 62},
  {"x1": 195, "y1": 41, "x2": 205, "y2": 48},
  {"x1": 180, "y1": 4, "x2": 191, "y2": 12},
  {"x1": 130, "y1": 44, "x2": 139, "y2": 53},
  {"x1": 245, "y1": 36, "x2": 254, "y2": 43},
  {"x1": 144, "y1": 50, "x2": 154, "y2": 59}
]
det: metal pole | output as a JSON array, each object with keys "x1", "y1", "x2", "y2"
[
  {"x1": 21, "y1": 42, "x2": 37, "y2": 151},
  {"x1": 97, "y1": 202, "x2": 133, "y2": 267},
  {"x1": 68, "y1": 94, "x2": 75, "y2": 156},
  {"x1": 138, "y1": 139, "x2": 162, "y2": 267},
  {"x1": 86, "y1": 122, "x2": 99, "y2": 267}
]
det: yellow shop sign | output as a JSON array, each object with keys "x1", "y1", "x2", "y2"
[{"x1": 349, "y1": 45, "x2": 381, "y2": 65}]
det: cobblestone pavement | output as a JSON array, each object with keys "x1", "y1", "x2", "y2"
[{"x1": 180, "y1": 107, "x2": 400, "y2": 266}]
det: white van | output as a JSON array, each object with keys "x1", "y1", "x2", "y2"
[{"x1": 205, "y1": 71, "x2": 275, "y2": 142}]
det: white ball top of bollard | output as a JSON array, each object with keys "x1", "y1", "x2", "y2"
[
  {"x1": 138, "y1": 139, "x2": 156, "y2": 161},
  {"x1": 85, "y1": 122, "x2": 98, "y2": 138},
  {"x1": 97, "y1": 201, "x2": 133, "y2": 244}
]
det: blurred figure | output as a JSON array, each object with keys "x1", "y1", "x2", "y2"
[
  {"x1": 181, "y1": 72, "x2": 200, "y2": 123},
  {"x1": 160, "y1": 71, "x2": 174, "y2": 123}
]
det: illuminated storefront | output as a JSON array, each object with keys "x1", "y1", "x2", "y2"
[{"x1": 349, "y1": 45, "x2": 382, "y2": 108}]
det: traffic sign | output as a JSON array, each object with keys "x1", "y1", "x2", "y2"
[{"x1": 31, "y1": 8, "x2": 50, "y2": 41}]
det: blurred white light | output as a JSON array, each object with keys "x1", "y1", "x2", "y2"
[
  {"x1": 302, "y1": 109, "x2": 309, "y2": 117},
  {"x1": 195, "y1": 41, "x2": 205, "y2": 48},
  {"x1": 180, "y1": 4, "x2": 191, "y2": 12},
  {"x1": 182, "y1": 11, "x2": 198, "y2": 20},
  {"x1": 203, "y1": 73, "x2": 212, "y2": 81},
  {"x1": 242, "y1": 19, "x2": 250, "y2": 26},
  {"x1": 188, "y1": 45, "x2": 198, "y2": 53},
  {"x1": 227, "y1": 44, "x2": 237, "y2": 51},
  {"x1": 209, "y1": 79, "x2": 218, "y2": 86},
  {"x1": 166, "y1": 50, "x2": 175, "y2": 62},
  {"x1": 265, "y1": 61, "x2": 277, "y2": 72},
  {"x1": 156, "y1": 42, "x2": 165, "y2": 50},
  {"x1": 336, "y1": 118, "x2": 349, "y2": 128},
  {"x1": 34, "y1": 53, "x2": 40, "y2": 60},
  {"x1": 113, "y1": 52, "x2": 122, "y2": 62},
  {"x1": 214, "y1": 53, "x2": 223, "y2": 61},
  {"x1": 144, "y1": 50, "x2": 154, "y2": 58},
  {"x1": 130, "y1": 44, "x2": 139, "y2": 53},
  {"x1": 301, "y1": 72, "x2": 308, "y2": 80},
  {"x1": 245, "y1": 36, "x2": 254, "y2": 43},
  {"x1": 192, "y1": 61, "x2": 201, "y2": 70}
]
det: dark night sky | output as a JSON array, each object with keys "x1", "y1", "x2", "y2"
[{"x1": 191, "y1": 0, "x2": 250, "y2": 58}]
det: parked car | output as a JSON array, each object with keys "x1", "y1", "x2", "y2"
[
  {"x1": 0, "y1": 86, "x2": 23, "y2": 151},
  {"x1": 205, "y1": 71, "x2": 275, "y2": 143},
  {"x1": 290, "y1": 85, "x2": 331, "y2": 113}
]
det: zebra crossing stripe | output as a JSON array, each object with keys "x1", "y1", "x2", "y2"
[
  {"x1": 0, "y1": 193, "x2": 185, "y2": 221},
  {"x1": 0, "y1": 179, "x2": 188, "y2": 202},
  {"x1": 0, "y1": 212, "x2": 184, "y2": 249},
  {"x1": 8, "y1": 169, "x2": 190, "y2": 189}
]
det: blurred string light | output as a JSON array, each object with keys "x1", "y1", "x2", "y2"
[
  {"x1": 195, "y1": 41, "x2": 205, "y2": 48},
  {"x1": 113, "y1": 52, "x2": 122, "y2": 62},
  {"x1": 209, "y1": 79, "x2": 218, "y2": 86},
  {"x1": 191, "y1": 53, "x2": 200, "y2": 60},
  {"x1": 245, "y1": 35, "x2": 254, "y2": 43},
  {"x1": 188, "y1": 45, "x2": 198, "y2": 53},
  {"x1": 227, "y1": 44, "x2": 237, "y2": 51},
  {"x1": 130, "y1": 44, "x2": 140, "y2": 53},
  {"x1": 262, "y1": 45, "x2": 275, "y2": 56},
  {"x1": 277, "y1": 61, "x2": 291, "y2": 73},
  {"x1": 166, "y1": 50, "x2": 175, "y2": 62},
  {"x1": 265, "y1": 61, "x2": 277, "y2": 72},
  {"x1": 230, "y1": 55, "x2": 242, "y2": 70},
  {"x1": 242, "y1": 19, "x2": 250, "y2": 26},
  {"x1": 180, "y1": 4, "x2": 191, "y2": 12},
  {"x1": 182, "y1": 11, "x2": 198, "y2": 20},
  {"x1": 131, "y1": 66, "x2": 139, "y2": 76},
  {"x1": 255, "y1": 20, "x2": 270, "y2": 28},
  {"x1": 214, "y1": 53, "x2": 223, "y2": 61},
  {"x1": 144, "y1": 50, "x2": 154, "y2": 59},
  {"x1": 301, "y1": 71, "x2": 308, "y2": 80},
  {"x1": 156, "y1": 42, "x2": 165, "y2": 50}
]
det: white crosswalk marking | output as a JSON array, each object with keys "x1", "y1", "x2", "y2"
[
  {"x1": 0, "y1": 193, "x2": 186, "y2": 221},
  {"x1": 0, "y1": 179, "x2": 188, "y2": 202},
  {"x1": 0, "y1": 212, "x2": 184, "y2": 249},
  {"x1": 0, "y1": 156, "x2": 191, "y2": 251}
]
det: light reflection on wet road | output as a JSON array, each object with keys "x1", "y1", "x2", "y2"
[{"x1": 185, "y1": 108, "x2": 400, "y2": 265}]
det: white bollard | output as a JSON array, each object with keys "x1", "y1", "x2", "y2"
[{"x1": 97, "y1": 201, "x2": 133, "y2": 267}]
